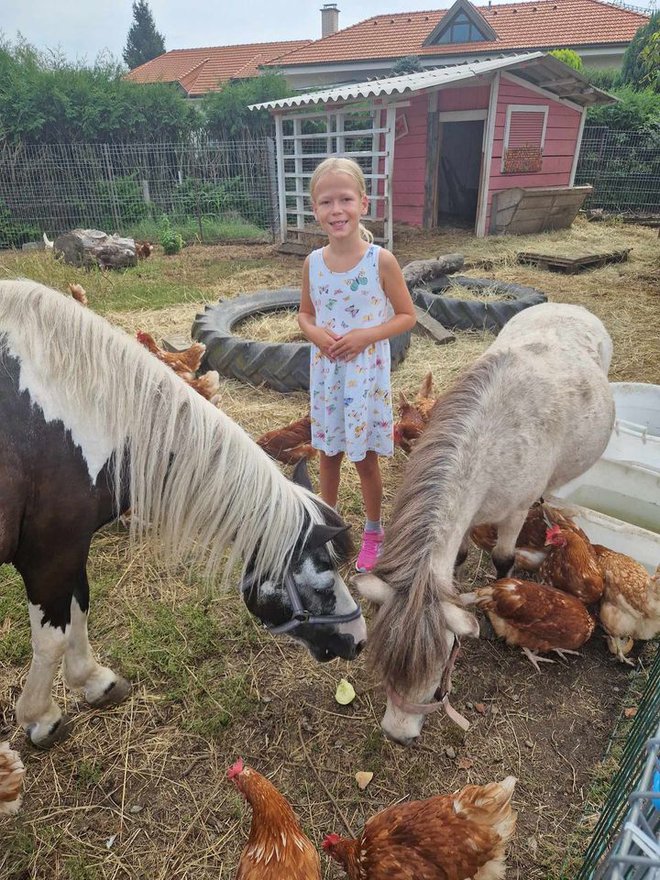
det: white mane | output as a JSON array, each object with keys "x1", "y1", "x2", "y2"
[{"x1": 0, "y1": 279, "x2": 321, "y2": 583}]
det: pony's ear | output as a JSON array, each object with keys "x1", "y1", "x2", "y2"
[
  {"x1": 442, "y1": 601, "x2": 480, "y2": 638},
  {"x1": 291, "y1": 458, "x2": 313, "y2": 491},
  {"x1": 353, "y1": 573, "x2": 393, "y2": 605},
  {"x1": 305, "y1": 522, "x2": 350, "y2": 551}
]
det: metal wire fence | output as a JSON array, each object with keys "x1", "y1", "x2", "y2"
[
  {"x1": 575, "y1": 126, "x2": 660, "y2": 216},
  {"x1": 573, "y1": 645, "x2": 660, "y2": 879},
  {"x1": 0, "y1": 138, "x2": 278, "y2": 248}
]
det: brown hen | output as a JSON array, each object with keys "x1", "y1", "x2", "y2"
[
  {"x1": 256, "y1": 415, "x2": 317, "y2": 465},
  {"x1": 393, "y1": 372, "x2": 437, "y2": 452},
  {"x1": 0, "y1": 742, "x2": 25, "y2": 815},
  {"x1": 67, "y1": 282, "x2": 88, "y2": 306},
  {"x1": 228, "y1": 758, "x2": 321, "y2": 880},
  {"x1": 323, "y1": 776, "x2": 517, "y2": 880},
  {"x1": 136, "y1": 330, "x2": 205, "y2": 375},
  {"x1": 593, "y1": 547, "x2": 660, "y2": 663},
  {"x1": 539, "y1": 524, "x2": 604, "y2": 604},
  {"x1": 465, "y1": 578, "x2": 596, "y2": 670}
]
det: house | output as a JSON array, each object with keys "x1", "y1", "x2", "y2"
[
  {"x1": 251, "y1": 52, "x2": 615, "y2": 241},
  {"x1": 267, "y1": 0, "x2": 650, "y2": 91},
  {"x1": 126, "y1": 39, "x2": 311, "y2": 98}
]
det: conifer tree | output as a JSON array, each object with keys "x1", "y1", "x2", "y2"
[{"x1": 123, "y1": 0, "x2": 166, "y2": 70}]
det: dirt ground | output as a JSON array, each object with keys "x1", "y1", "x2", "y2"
[{"x1": 0, "y1": 219, "x2": 658, "y2": 879}]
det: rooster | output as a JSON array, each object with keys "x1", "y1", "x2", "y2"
[
  {"x1": 471, "y1": 503, "x2": 589, "y2": 573},
  {"x1": 67, "y1": 282, "x2": 88, "y2": 306},
  {"x1": 539, "y1": 524, "x2": 604, "y2": 604},
  {"x1": 463, "y1": 578, "x2": 596, "y2": 671},
  {"x1": 136, "y1": 330, "x2": 205, "y2": 376},
  {"x1": 593, "y1": 547, "x2": 660, "y2": 664},
  {"x1": 256, "y1": 415, "x2": 316, "y2": 465},
  {"x1": 228, "y1": 758, "x2": 321, "y2": 880},
  {"x1": 0, "y1": 742, "x2": 25, "y2": 815},
  {"x1": 323, "y1": 776, "x2": 517, "y2": 880}
]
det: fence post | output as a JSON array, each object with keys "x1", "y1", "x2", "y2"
[
  {"x1": 266, "y1": 137, "x2": 279, "y2": 242},
  {"x1": 103, "y1": 145, "x2": 121, "y2": 233}
]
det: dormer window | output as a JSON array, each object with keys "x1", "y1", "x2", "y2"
[
  {"x1": 435, "y1": 12, "x2": 488, "y2": 43},
  {"x1": 424, "y1": 0, "x2": 497, "y2": 47}
]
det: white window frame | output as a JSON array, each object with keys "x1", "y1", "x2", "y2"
[{"x1": 501, "y1": 104, "x2": 549, "y2": 174}]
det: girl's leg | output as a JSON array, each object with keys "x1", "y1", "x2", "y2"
[
  {"x1": 354, "y1": 451, "x2": 383, "y2": 522},
  {"x1": 319, "y1": 451, "x2": 344, "y2": 508}
]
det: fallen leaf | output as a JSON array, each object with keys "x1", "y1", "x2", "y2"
[
  {"x1": 355, "y1": 771, "x2": 373, "y2": 790},
  {"x1": 457, "y1": 757, "x2": 474, "y2": 770},
  {"x1": 335, "y1": 679, "x2": 356, "y2": 705},
  {"x1": 474, "y1": 703, "x2": 487, "y2": 715},
  {"x1": 624, "y1": 707, "x2": 637, "y2": 719}
]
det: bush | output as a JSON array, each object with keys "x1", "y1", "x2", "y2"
[
  {"x1": 174, "y1": 176, "x2": 270, "y2": 229},
  {"x1": 620, "y1": 13, "x2": 660, "y2": 91},
  {"x1": 587, "y1": 85, "x2": 660, "y2": 129},
  {"x1": 0, "y1": 202, "x2": 40, "y2": 249},
  {"x1": 549, "y1": 49, "x2": 584, "y2": 71},
  {"x1": 159, "y1": 216, "x2": 183, "y2": 255},
  {"x1": 96, "y1": 174, "x2": 151, "y2": 227},
  {"x1": 584, "y1": 67, "x2": 620, "y2": 91}
]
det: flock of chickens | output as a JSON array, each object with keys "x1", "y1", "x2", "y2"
[{"x1": 228, "y1": 757, "x2": 517, "y2": 880}]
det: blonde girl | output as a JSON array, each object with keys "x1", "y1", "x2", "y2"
[{"x1": 298, "y1": 157, "x2": 416, "y2": 572}]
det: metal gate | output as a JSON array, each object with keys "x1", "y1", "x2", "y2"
[{"x1": 273, "y1": 104, "x2": 396, "y2": 250}]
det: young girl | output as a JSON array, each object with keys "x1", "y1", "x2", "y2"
[{"x1": 298, "y1": 157, "x2": 416, "y2": 572}]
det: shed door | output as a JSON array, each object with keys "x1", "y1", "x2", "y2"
[{"x1": 437, "y1": 120, "x2": 484, "y2": 226}]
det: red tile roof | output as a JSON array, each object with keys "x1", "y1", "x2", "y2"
[
  {"x1": 126, "y1": 40, "x2": 311, "y2": 96},
  {"x1": 269, "y1": 0, "x2": 648, "y2": 67}
]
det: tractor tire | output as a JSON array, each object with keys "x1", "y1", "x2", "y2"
[
  {"x1": 410, "y1": 276, "x2": 547, "y2": 333},
  {"x1": 192, "y1": 288, "x2": 411, "y2": 394}
]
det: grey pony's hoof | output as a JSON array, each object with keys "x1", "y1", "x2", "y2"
[
  {"x1": 28, "y1": 715, "x2": 74, "y2": 750},
  {"x1": 89, "y1": 676, "x2": 132, "y2": 708}
]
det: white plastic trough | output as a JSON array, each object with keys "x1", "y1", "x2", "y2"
[{"x1": 605, "y1": 382, "x2": 660, "y2": 471}]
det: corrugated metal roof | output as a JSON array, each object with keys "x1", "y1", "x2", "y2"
[{"x1": 250, "y1": 52, "x2": 613, "y2": 110}]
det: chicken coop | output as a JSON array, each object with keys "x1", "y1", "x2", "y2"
[{"x1": 251, "y1": 52, "x2": 615, "y2": 247}]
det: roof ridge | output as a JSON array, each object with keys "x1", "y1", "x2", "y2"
[{"x1": 162, "y1": 39, "x2": 312, "y2": 55}]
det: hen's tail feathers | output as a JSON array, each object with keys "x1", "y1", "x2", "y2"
[
  {"x1": 456, "y1": 776, "x2": 517, "y2": 844},
  {"x1": 0, "y1": 742, "x2": 25, "y2": 816}
]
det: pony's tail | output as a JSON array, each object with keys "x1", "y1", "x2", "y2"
[
  {"x1": 367, "y1": 566, "x2": 478, "y2": 694},
  {"x1": 358, "y1": 222, "x2": 374, "y2": 243}
]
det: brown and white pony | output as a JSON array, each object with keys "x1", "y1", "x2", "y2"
[
  {"x1": 356, "y1": 303, "x2": 614, "y2": 744},
  {"x1": 0, "y1": 280, "x2": 366, "y2": 749}
]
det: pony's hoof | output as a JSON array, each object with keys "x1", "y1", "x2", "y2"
[
  {"x1": 28, "y1": 715, "x2": 73, "y2": 750},
  {"x1": 89, "y1": 676, "x2": 132, "y2": 708}
]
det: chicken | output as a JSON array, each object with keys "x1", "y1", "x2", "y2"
[
  {"x1": 539, "y1": 524, "x2": 604, "y2": 604},
  {"x1": 43, "y1": 232, "x2": 54, "y2": 249},
  {"x1": 393, "y1": 372, "x2": 437, "y2": 453},
  {"x1": 471, "y1": 503, "x2": 589, "y2": 572},
  {"x1": 464, "y1": 578, "x2": 596, "y2": 671},
  {"x1": 187, "y1": 370, "x2": 221, "y2": 403},
  {"x1": 593, "y1": 547, "x2": 660, "y2": 664},
  {"x1": 0, "y1": 742, "x2": 25, "y2": 815},
  {"x1": 256, "y1": 415, "x2": 317, "y2": 465},
  {"x1": 228, "y1": 758, "x2": 321, "y2": 880},
  {"x1": 136, "y1": 330, "x2": 205, "y2": 375},
  {"x1": 135, "y1": 240, "x2": 154, "y2": 259},
  {"x1": 323, "y1": 775, "x2": 517, "y2": 880},
  {"x1": 67, "y1": 282, "x2": 88, "y2": 306},
  {"x1": 413, "y1": 370, "x2": 437, "y2": 421}
]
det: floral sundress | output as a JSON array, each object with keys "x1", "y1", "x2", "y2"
[{"x1": 308, "y1": 244, "x2": 393, "y2": 462}]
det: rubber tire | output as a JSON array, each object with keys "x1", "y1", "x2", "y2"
[
  {"x1": 410, "y1": 276, "x2": 547, "y2": 333},
  {"x1": 192, "y1": 288, "x2": 412, "y2": 393}
]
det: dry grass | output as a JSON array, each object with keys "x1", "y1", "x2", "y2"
[{"x1": 1, "y1": 218, "x2": 658, "y2": 880}]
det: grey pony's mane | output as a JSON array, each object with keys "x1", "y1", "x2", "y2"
[{"x1": 0, "y1": 279, "x2": 322, "y2": 583}]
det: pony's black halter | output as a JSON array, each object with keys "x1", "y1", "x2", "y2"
[{"x1": 243, "y1": 569, "x2": 363, "y2": 636}]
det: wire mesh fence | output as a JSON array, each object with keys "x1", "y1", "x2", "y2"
[
  {"x1": 575, "y1": 126, "x2": 660, "y2": 217},
  {"x1": 0, "y1": 138, "x2": 278, "y2": 249},
  {"x1": 573, "y1": 645, "x2": 660, "y2": 879}
]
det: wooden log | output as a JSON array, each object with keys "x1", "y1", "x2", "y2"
[
  {"x1": 53, "y1": 229, "x2": 137, "y2": 269},
  {"x1": 402, "y1": 254, "x2": 465, "y2": 288}
]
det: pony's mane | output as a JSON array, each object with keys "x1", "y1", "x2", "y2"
[
  {"x1": 369, "y1": 351, "x2": 509, "y2": 691},
  {"x1": 0, "y1": 279, "x2": 323, "y2": 584}
]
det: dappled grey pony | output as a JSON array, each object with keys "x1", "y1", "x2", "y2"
[
  {"x1": 356, "y1": 302, "x2": 614, "y2": 744},
  {"x1": 0, "y1": 279, "x2": 366, "y2": 749}
]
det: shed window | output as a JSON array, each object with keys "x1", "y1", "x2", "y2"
[{"x1": 502, "y1": 106, "x2": 548, "y2": 174}]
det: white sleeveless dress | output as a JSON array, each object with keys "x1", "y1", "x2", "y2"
[{"x1": 308, "y1": 245, "x2": 393, "y2": 462}]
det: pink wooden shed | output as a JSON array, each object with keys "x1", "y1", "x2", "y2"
[{"x1": 251, "y1": 52, "x2": 614, "y2": 246}]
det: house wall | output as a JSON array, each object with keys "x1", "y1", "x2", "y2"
[
  {"x1": 391, "y1": 85, "x2": 490, "y2": 226},
  {"x1": 484, "y1": 75, "x2": 583, "y2": 232}
]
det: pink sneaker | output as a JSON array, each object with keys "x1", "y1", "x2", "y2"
[{"x1": 355, "y1": 528, "x2": 384, "y2": 572}]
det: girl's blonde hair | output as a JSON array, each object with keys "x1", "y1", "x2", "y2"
[{"x1": 309, "y1": 157, "x2": 374, "y2": 243}]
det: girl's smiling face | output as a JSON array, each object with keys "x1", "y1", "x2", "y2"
[{"x1": 312, "y1": 171, "x2": 368, "y2": 240}]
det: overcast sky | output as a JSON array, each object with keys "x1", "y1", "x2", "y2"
[{"x1": 2, "y1": 0, "x2": 516, "y2": 63}]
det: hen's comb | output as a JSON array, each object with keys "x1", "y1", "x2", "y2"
[
  {"x1": 545, "y1": 524, "x2": 563, "y2": 543},
  {"x1": 322, "y1": 833, "x2": 342, "y2": 850},
  {"x1": 227, "y1": 757, "x2": 244, "y2": 780}
]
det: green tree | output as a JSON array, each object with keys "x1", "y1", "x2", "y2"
[
  {"x1": 549, "y1": 48, "x2": 584, "y2": 71},
  {"x1": 620, "y1": 13, "x2": 660, "y2": 92},
  {"x1": 123, "y1": 0, "x2": 165, "y2": 70},
  {"x1": 390, "y1": 55, "x2": 424, "y2": 76},
  {"x1": 640, "y1": 31, "x2": 660, "y2": 90},
  {"x1": 202, "y1": 72, "x2": 292, "y2": 140}
]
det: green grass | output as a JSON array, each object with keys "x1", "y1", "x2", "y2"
[
  {"x1": 0, "y1": 564, "x2": 31, "y2": 664},
  {"x1": 0, "y1": 826, "x2": 37, "y2": 878},
  {"x1": 125, "y1": 215, "x2": 269, "y2": 245}
]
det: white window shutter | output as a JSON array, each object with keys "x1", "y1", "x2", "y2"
[{"x1": 507, "y1": 111, "x2": 545, "y2": 149}]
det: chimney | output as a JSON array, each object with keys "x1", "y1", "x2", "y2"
[{"x1": 321, "y1": 3, "x2": 340, "y2": 37}]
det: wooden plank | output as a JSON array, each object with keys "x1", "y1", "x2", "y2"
[
  {"x1": 413, "y1": 306, "x2": 456, "y2": 345},
  {"x1": 516, "y1": 249, "x2": 631, "y2": 273}
]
